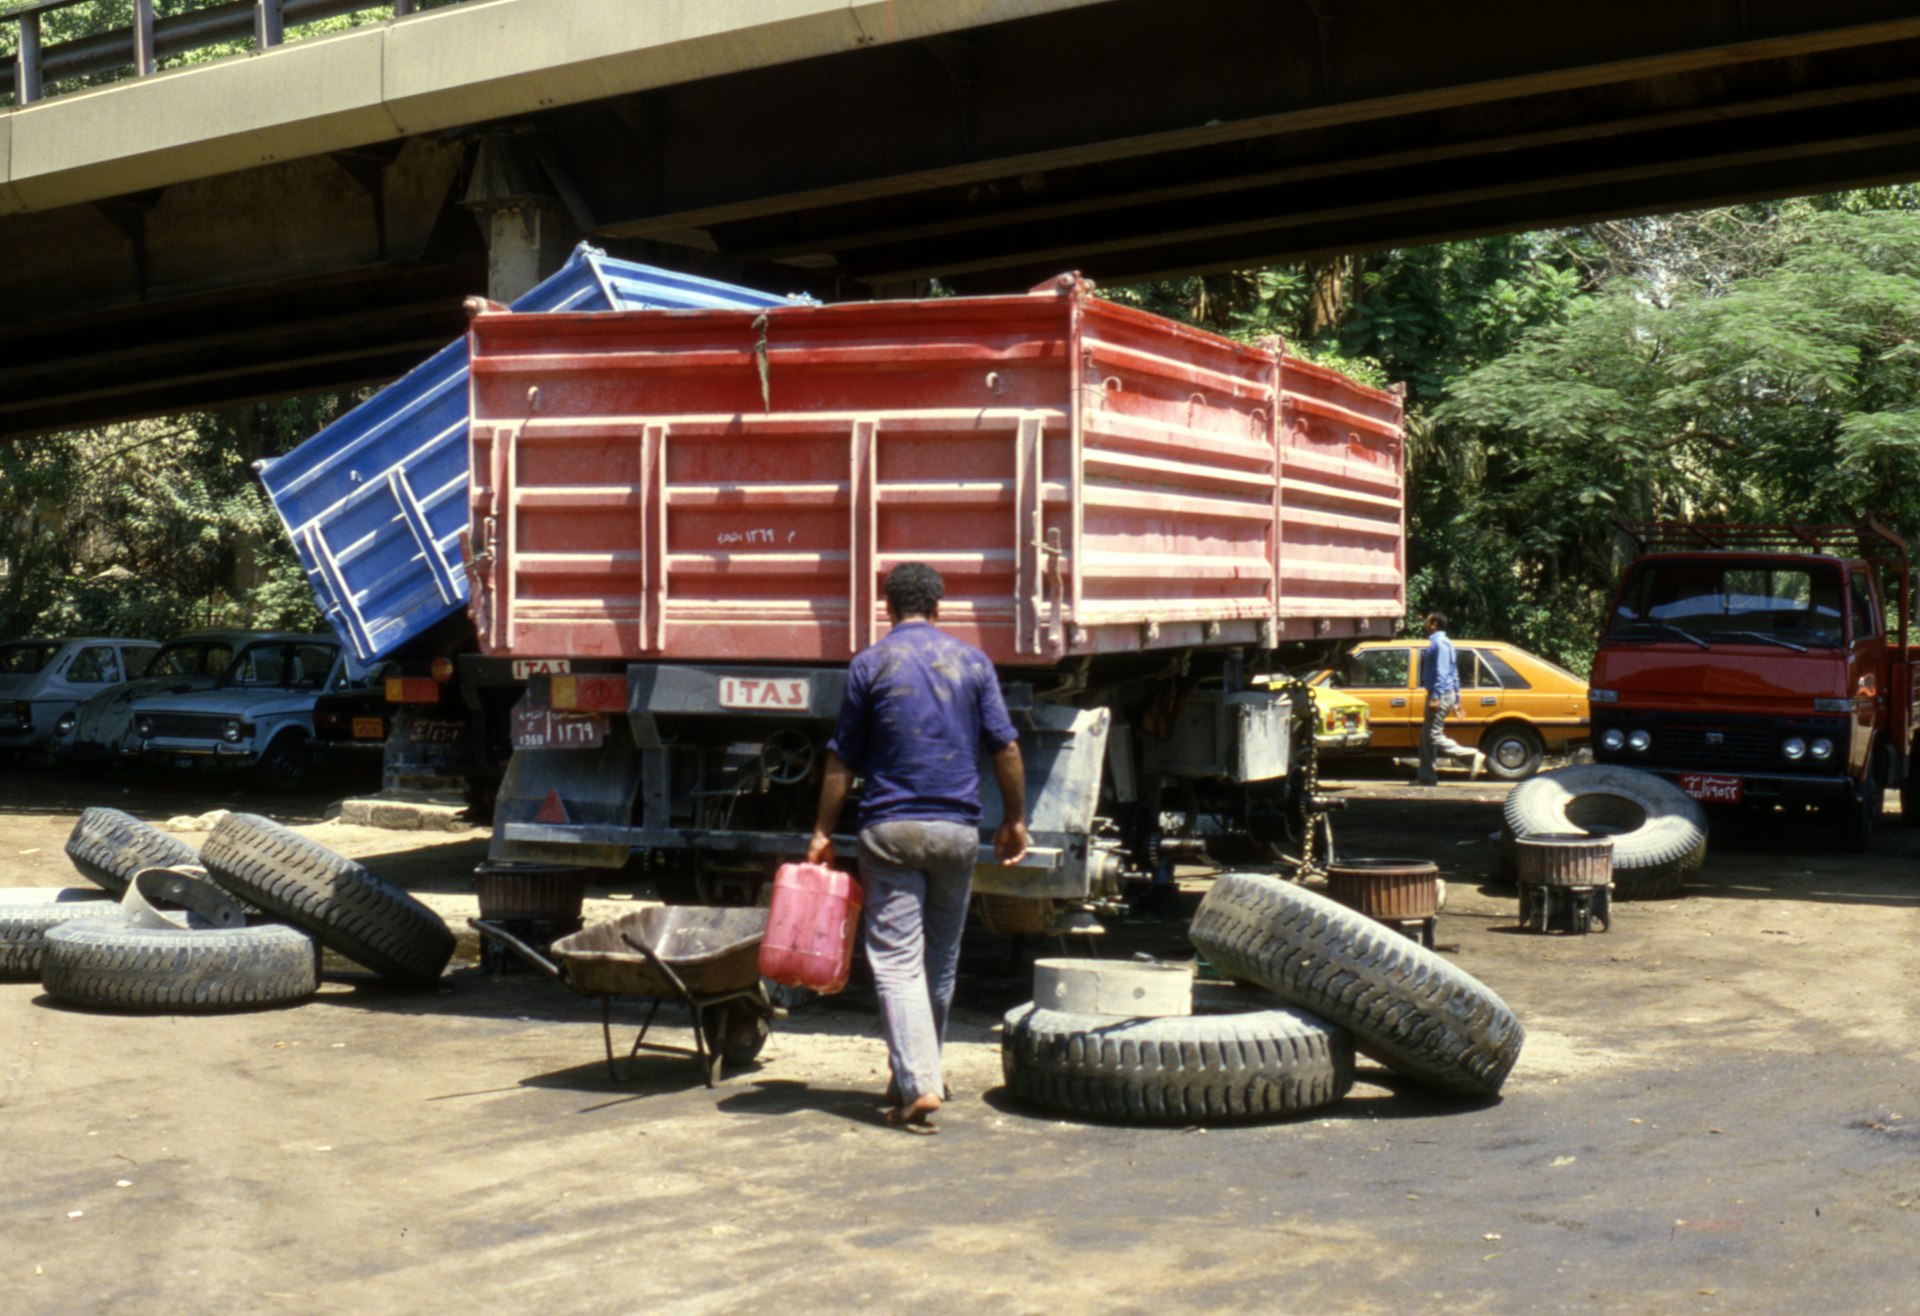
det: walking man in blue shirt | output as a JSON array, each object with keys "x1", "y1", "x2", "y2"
[
  {"x1": 809, "y1": 563, "x2": 1028, "y2": 1134},
  {"x1": 1416, "y1": 610, "x2": 1485, "y2": 785}
]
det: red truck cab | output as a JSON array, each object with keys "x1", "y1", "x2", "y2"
[{"x1": 1588, "y1": 522, "x2": 1916, "y2": 851}]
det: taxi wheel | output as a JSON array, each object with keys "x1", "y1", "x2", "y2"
[{"x1": 1480, "y1": 724, "x2": 1544, "y2": 781}]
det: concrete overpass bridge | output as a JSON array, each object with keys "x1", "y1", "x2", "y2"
[{"x1": 6, "y1": 0, "x2": 1920, "y2": 438}]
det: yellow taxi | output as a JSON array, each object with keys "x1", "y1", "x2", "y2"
[
  {"x1": 1251, "y1": 675, "x2": 1371, "y2": 751},
  {"x1": 1307, "y1": 638, "x2": 1589, "y2": 780}
]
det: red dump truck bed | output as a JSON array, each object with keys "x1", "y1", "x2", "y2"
[{"x1": 465, "y1": 274, "x2": 1405, "y2": 667}]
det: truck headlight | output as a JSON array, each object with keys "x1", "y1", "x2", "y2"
[
  {"x1": 1782, "y1": 737, "x2": 1807, "y2": 761},
  {"x1": 1810, "y1": 738, "x2": 1834, "y2": 761},
  {"x1": 135, "y1": 716, "x2": 153, "y2": 739},
  {"x1": 223, "y1": 719, "x2": 243, "y2": 743},
  {"x1": 1627, "y1": 730, "x2": 1651, "y2": 752},
  {"x1": 1601, "y1": 728, "x2": 1625, "y2": 751}
]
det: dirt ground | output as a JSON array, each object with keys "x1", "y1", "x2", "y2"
[{"x1": 2, "y1": 760, "x2": 1917, "y2": 1314}]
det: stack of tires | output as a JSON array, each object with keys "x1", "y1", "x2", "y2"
[
  {"x1": 0, "y1": 808, "x2": 454, "y2": 1012},
  {"x1": 1494, "y1": 765, "x2": 1708, "y2": 899},
  {"x1": 1002, "y1": 873, "x2": 1524, "y2": 1123}
]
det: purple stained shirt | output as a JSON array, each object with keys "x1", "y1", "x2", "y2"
[{"x1": 826, "y1": 621, "x2": 1019, "y2": 830}]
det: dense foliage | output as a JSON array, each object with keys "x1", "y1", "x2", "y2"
[{"x1": 0, "y1": 400, "x2": 351, "y2": 640}]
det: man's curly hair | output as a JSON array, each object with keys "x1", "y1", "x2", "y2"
[{"x1": 884, "y1": 562, "x2": 944, "y2": 619}]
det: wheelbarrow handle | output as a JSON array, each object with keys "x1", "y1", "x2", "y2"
[
  {"x1": 619, "y1": 930, "x2": 693, "y2": 1001},
  {"x1": 469, "y1": 918, "x2": 565, "y2": 980}
]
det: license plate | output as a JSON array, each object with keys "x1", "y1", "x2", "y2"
[
  {"x1": 717, "y1": 675, "x2": 811, "y2": 711},
  {"x1": 405, "y1": 719, "x2": 466, "y2": 745},
  {"x1": 351, "y1": 717, "x2": 386, "y2": 740},
  {"x1": 510, "y1": 706, "x2": 606, "y2": 750},
  {"x1": 173, "y1": 756, "x2": 194, "y2": 770},
  {"x1": 1679, "y1": 773, "x2": 1741, "y2": 804},
  {"x1": 512, "y1": 658, "x2": 571, "y2": 679}
]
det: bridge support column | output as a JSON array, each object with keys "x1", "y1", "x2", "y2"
[{"x1": 462, "y1": 135, "x2": 581, "y2": 302}]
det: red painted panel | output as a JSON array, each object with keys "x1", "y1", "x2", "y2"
[{"x1": 466, "y1": 276, "x2": 1405, "y2": 666}]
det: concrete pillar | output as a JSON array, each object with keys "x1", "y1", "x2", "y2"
[
  {"x1": 461, "y1": 134, "x2": 581, "y2": 302},
  {"x1": 480, "y1": 202, "x2": 578, "y2": 303}
]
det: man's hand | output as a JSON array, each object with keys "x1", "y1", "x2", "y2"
[
  {"x1": 806, "y1": 829, "x2": 835, "y2": 866},
  {"x1": 994, "y1": 819, "x2": 1029, "y2": 866}
]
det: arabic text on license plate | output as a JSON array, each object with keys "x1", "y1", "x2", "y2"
[
  {"x1": 510, "y1": 707, "x2": 607, "y2": 750},
  {"x1": 1680, "y1": 773, "x2": 1741, "y2": 804},
  {"x1": 351, "y1": 717, "x2": 386, "y2": 740},
  {"x1": 717, "y1": 676, "x2": 811, "y2": 711},
  {"x1": 173, "y1": 756, "x2": 194, "y2": 771},
  {"x1": 406, "y1": 720, "x2": 466, "y2": 744},
  {"x1": 512, "y1": 658, "x2": 571, "y2": 679}
]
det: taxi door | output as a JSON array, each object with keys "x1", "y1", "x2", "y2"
[
  {"x1": 1451, "y1": 648, "x2": 1501, "y2": 746},
  {"x1": 1340, "y1": 645, "x2": 1420, "y2": 750}
]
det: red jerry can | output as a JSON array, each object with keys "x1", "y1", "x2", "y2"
[{"x1": 759, "y1": 862, "x2": 864, "y2": 994}]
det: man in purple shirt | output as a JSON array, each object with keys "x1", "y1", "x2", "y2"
[{"x1": 808, "y1": 562, "x2": 1028, "y2": 1134}]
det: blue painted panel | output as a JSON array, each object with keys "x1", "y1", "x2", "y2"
[{"x1": 258, "y1": 245, "x2": 802, "y2": 661}]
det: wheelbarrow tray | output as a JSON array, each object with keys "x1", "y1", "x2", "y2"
[{"x1": 551, "y1": 906, "x2": 767, "y2": 1000}]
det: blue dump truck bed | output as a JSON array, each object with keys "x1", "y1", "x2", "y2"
[{"x1": 257, "y1": 245, "x2": 800, "y2": 662}]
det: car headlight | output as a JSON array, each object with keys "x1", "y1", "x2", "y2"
[
  {"x1": 55, "y1": 711, "x2": 75, "y2": 736},
  {"x1": 223, "y1": 719, "x2": 243, "y2": 743},
  {"x1": 1601, "y1": 728, "x2": 1625, "y2": 752},
  {"x1": 1782, "y1": 737, "x2": 1807, "y2": 761},
  {"x1": 1810, "y1": 738, "x2": 1834, "y2": 761},
  {"x1": 1627, "y1": 730, "x2": 1651, "y2": 752},
  {"x1": 135, "y1": 716, "x2": 153, "y2": 739}
]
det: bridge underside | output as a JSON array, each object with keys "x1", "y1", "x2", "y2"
[{"x1": 8, "y1": 0, "x2": 1920, "y2": 437}]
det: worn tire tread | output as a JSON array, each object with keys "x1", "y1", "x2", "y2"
[
  {"x1": 0, "y1": 898, "x2": 119, "y2": 979},
  {"x1": 64, "y1": 807, "x2": 200, "y2": 897},
  {"x1": 200, "y1": 813, "x2": 453, "y2": 984},
  {"x1": 42, "y1": 920, "x2": 317, "y2": 1011},
  {"x1": 1000, "y1": 1001, "x2": 1354, "y2": 1124},
  {"x1": 1189, "y1": 873, "x2": 1523, "y2": 1099}
]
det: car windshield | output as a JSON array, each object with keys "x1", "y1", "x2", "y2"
[
  {"x1": 148, "y1": 641, "x2": 236, "y2": 678},
  {"x1": 1608, "y1": 560, "x2": 1845, "y2": 647},
  {"x1": 0, "y1": 642, "x2": 61, "y2": 674},
  {"x1": 223, "y1": 642, "x2": 337, "y2": 690}
]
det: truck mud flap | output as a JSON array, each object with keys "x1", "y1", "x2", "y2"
[
  {"x1": 488, "y1": 738, "x2": 641, "y2": 869},
  {"x1": 974, "y1": 704, "x2": 1109, "y2": 899}
]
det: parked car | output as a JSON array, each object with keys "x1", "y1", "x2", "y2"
[
  {"x1": 307, "y1": 662, "x2": 401, "y2": 771},
  {"x1": 1308, "y1": 638, "x2": 1590, "y2": 780},
  {"x1": 1305, "y1": 683, "x2": 1371, "y2": 751},
  {"x1": 126, "y1": 634, "x2": 369, "y2": 791},
  {"x1": 52, "y1": 630, "x2": 258, "y2": 765},
  {"x1": 0, "y1": 636, "x2": 161, "y2": 754}
]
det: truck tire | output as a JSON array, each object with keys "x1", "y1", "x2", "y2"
[
  {"x1": 1832, "y1": 759, "x2": 1882, "y2": 854},
  {"x1": 1188, "y1": 872, "x2": 1523, "y2": 1100},
  {"x1": 64, "y1": 807, "x2": 200, "y2": 897},
  {"x1": 1502, "y1": 765, "x2": 1706, "y2": 900},
  {"x1": 0, "y1": 897, "x2": 117, "y2": 979},
  {"x1": 1000, "y1": 997, "x2": 1354, "y2": 1124},
  {"x1": 200, "y1": 813, "x2": 454, "y2": 984},
  {"x1": 41, "y1": 921, "x2": 317, "y2": 1012},
  {"x1": 1480, "y1": 723, "x2": 1545, "y2": 782}
]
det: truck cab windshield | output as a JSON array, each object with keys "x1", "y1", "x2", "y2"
[{"x1": 1608, "y1": 560, "x2": 1845, "y2": 648}]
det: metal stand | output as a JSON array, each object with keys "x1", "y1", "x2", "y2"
[
  {"x1": 1376, "y1": 915, "x2": 1437, "y2": 949},
  {"x1": 1519, "y1": 882, "x2": 1611, "y2": 934}
]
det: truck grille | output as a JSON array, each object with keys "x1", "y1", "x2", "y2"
[
  {"x1": 145, "y1": 713, "x2": 227, "y2": 739},
  {"x1": 1656, "y1": 723, "x2": 1774, "y2": 769}
]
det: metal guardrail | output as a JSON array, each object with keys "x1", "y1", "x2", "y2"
[{"x1": 1, "y1": 0, "x2": 465, "y2": 106}]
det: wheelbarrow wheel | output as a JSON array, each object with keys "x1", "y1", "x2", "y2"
[{"x1": 703, "y1": 1000, "x2": 771, "y2": 1069}]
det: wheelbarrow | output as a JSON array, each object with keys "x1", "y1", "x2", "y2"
[{"x1": 472, "y1": 906, "x2": 784, "y2": 1088}]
